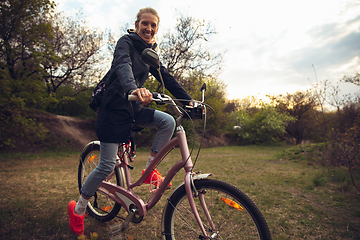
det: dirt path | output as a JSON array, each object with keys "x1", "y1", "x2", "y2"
[
  {"x1": 57, "y1": 115, "x2": 98, "y2": 147},
  {"x1": 28, "y1": 113, "x2": 233, "y2": 152}
]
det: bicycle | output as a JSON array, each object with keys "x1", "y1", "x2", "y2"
[{"x1": 77, "y1": 48, "x2": 272, "y2": 239}]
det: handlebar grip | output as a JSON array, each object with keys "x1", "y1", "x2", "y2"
[
  {"x1": 128, "y1": 95, "x2": 140, "y2": 101},
  {"x1": 128, "y1": 92, "x2": 160, "y2": 101}
]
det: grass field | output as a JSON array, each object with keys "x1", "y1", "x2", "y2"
[{"x1": 0, "y1": 144, "x2": 359, "y2": 239}]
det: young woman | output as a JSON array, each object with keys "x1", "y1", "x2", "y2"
[{"x1": 67, "y1": 7, "x2": 193, "y2": 235}]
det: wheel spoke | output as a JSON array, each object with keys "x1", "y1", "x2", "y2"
[
  {"x1": 162, "y1": 179, "x2": 271, "y2": 240},
  {"x1": 78, "y1": 143, "x2": 124, "y2": 222}
]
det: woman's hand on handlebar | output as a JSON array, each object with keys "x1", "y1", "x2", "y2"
[{"x1": 131, "y1": 88, "x2": 152, "y2": 105}]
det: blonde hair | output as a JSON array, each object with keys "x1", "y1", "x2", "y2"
[{"x1": 135, "y1": 7, "x2": 160, "y2": 25}]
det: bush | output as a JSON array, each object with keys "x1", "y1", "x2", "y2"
[{"x1": 233, "y1": 105, "x2": 295, "y2": 144}]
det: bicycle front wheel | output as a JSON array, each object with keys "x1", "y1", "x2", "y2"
[
  {"x1": 78, "y1": 142, "x2": 125, "y2": 222},
  {"x1": 162, "y1": 179, "x2": 271, "y2": 240}
]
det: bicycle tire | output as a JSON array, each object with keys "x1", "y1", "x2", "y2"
[
  {"x1": 78, "y1": 142, "x2": 125, "y2": 222},
  {"x1": 162, "y1": 178, "x2": 272, "y2": 240}
]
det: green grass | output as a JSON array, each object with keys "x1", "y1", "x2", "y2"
[{"x1": 0, "y1": 145, "x2": 359, "y2": 239}]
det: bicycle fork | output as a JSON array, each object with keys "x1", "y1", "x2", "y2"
[
  {"x1": 185, "y1": 172, "x2": 217, "y2": 239},
  {"x1": 177, "y1": 126, "x2": 216, "y2": 239}
]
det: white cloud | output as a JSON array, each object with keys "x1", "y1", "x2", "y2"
[{"x1": 55, "y1": 0, "x2": 360, "y2": 99}]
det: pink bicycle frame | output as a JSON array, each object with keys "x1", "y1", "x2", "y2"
[{"x1": 97, "y1": 126, "x2": 213, "y2": 238}]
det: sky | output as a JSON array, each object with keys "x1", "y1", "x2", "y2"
[{"x1": 56, "y1": 0, "x2": 360, "y2": 100}]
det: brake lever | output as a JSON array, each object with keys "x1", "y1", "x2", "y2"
[{"x1": 152, "y1": 92, "x2": 168, "y2": 105}]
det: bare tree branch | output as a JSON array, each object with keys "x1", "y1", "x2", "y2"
[
  {"x1": 42, "y1": 12, "x2": 107, "y2": 94},
  {"x1": 159, "y1": 14, "x2": 224, "y2": 82}
]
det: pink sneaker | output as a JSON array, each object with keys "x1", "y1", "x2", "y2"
[{"x1": 67, "y1": 200, "x2": 85, "y2": 235}]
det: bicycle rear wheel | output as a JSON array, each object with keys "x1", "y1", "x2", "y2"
[
  {"x1": 78, "y1": 142, "x2": 125, "y2": 222},
  {"x1": 162, "y1": 178, "x2": 271, "y2": 240}
]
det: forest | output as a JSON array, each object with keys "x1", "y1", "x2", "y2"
[{"x1": 1, "y1": 0, "x2": 359, "y2": 191}]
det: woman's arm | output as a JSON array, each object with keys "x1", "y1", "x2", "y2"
[
  {"x1": 150, "y1": 65, "x2": 193, "y2": 105},
  {"x1": 112, "y1": 36, "x2": 138, "y2": 96}
]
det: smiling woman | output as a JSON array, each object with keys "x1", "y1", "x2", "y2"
[
  {"x1": 66, "y1": 7, "x2": 194, "y2": 236},
  {"x1": 135, "y1": 7, "x2": 160, "y2": 44}
]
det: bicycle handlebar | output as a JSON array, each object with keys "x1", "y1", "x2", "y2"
[
  {"x1": 128, "y1": 93, "x2": 203, "y2": 119},
  {"x1": 128, "y1": 93, "x2": 184, "y2": 116}
]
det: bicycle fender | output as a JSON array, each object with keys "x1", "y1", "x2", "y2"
[
  {"x1": 79, "y1": 141, "x2": 100, "y2": 160},
  {"x1": 161, "y1": 173, "x2": 211, "y2": 238},
  {"x1": 166, "y1": 173, "x2": 212, "y2": 200},
  {"x1": 193, "y1": 173, "x2": 212, "y2": 181}
]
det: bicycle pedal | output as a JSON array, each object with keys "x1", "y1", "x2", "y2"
[
  {"x1": 109, "y1": 232, "x2": 122, "y2": 240},
  {"x1": 108, "y1": 224, "x2": 123, "y2": 240}
]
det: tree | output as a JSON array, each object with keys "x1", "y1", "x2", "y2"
[
  {"x1": 146, "y1": 15, "x2": 227, "y2": 138},
  {"x1": 159, "y1": 14, "x2": 223, "y2": 81},
  {"x1": 183, "y1": 71, "x2": 228, "y2": 133},
  {"x1": 269, "y1": 90, "x2": 317, "y2": 144},
  {"x1": 43, "y1": 12, "x2": 107, "y2": 95},
  {"x1": 0, "y1": 0, "x2": 55, "y2": 107},
  {"x1": 342, "y1": 72, "x2": 360, "y2": 86},
  {"x1": 0, "y1": 0, "x2": 55, "y2": 148},
  {"x1": 1, "y1": 0, "x2": 55, "y2": 75},
  {"x1": 143, "y1": 71, "x2": 228, "y2": 139}
]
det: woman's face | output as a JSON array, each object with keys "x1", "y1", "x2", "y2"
[{"x1": 135, "y1": 12, "x2": 159, "y2": 43}]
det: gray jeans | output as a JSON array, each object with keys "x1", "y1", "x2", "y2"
[{"x1": 81, "y1": 110, "x2": 175, "y2": 198}]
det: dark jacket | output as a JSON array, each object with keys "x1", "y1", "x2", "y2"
[{"x1": 96, "y1": 32, "x2": 192, "y2": 143}]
